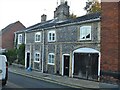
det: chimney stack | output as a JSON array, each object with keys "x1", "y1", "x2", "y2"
[{"x1": 41, "y1": 14, "x2": 47, "y2": 22}]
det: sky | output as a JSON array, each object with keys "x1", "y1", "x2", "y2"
[{"x1": 0, "y1": 0, "x2": 91, "y2": 30}]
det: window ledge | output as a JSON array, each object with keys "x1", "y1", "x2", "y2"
[
  {"x1": 35, "y1": 41, "x2": 41, "y2": 42},
  {"x1": 34, "y1": 61, "x2": 40, "y2": 63},
  {"x1": 48, "y1": 41, "x2": 56, "y2": 42},
  {"x1": 48, "y1": 63, "x2": 55, "y2": 65}
]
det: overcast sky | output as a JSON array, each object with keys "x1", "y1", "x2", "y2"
[{"x1": 0, "y1": 0, "x2": 93, "y2": 30}]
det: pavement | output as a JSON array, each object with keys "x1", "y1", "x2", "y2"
[{"x1": 8, "y1": 64, "x2": 120, "y2": 89}]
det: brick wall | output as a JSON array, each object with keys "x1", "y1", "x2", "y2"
[
  {"x1": 118, "y1": 2, "x2": 120, "y2": 75},
  {"x1": 101, "y1": 2, "x2": 120, "y2": 83},
  {"x1": 2, "y1": 21, "x2": 26, "y2": 50}
]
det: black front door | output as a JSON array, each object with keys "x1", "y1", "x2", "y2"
[
  {"x1": 26, "y1": 53, "x2": 30, "y2": 69},
  {"x1": 64, "y1": 55, "x2": 70, "y2": 76}
]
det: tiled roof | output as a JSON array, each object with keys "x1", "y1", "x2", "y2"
[
  {"x1": 19, "y1": 12, "x2": 101, "y2": 33},
  {"x1": 1, "y1": 21, "x2": 26, "y2": 34}
]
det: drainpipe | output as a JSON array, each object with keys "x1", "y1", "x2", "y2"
[{"x1": 42, "y1": 29, "x2": 44, "y2": 73}]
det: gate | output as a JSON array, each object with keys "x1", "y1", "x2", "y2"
[{"x1": 74, "y1": 53, "x2": 99, "y2": 80}]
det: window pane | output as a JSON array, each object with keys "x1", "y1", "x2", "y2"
[
  {"x1": 86, "y1": 34, "x2": 90, "y2": 38},
  {"x1": 49, "y1": 33, "x2": 51, "y2": 41},
  {"x1": 48, "y1": 54, "x2": 54, "y2": 64},
  {"x1": 35, "y1": 53, "x2": 40, "y2": 61},
  {"x1": 52, "y1": 55, "x2": 54, "y2": 63},
  {"x1": 35, "y1": 32, "x2": 41, "y2": 42},
  {"x1": 36, "y1": 35, "x2": 38, "y2": 41},
  {"x1": 38, "y1": 35, "x2": 40, "y2": 41},
  {"x1": 52, "y1": 33, "x2": 55, "y2": 40},
  {"x1": 18, "y1": 34, "x2": 22, "y2": 44},
  {"x1": 80, "y1": 26, "x2": 91, "y2": 40},
  {"x1": 48, "y1": 31, "x2": 56, "y2": 42}
]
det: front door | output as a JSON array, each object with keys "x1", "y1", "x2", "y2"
[
  {"x1": 26, "y1": 53, "x2": 30, "y2": 69},
  {"x1": 63, "y1": 55, "x2": 70, "y2": 76}
]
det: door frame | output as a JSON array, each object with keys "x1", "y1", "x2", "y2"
[
  {"x1": 72, "y1": 48, "x2": 101, "y2": 81},
  {"x1": 25, "y1": 51, "x2": 31, "y2": 69},
  {"x1": 62, "y1": 54, "x2": 70, "y2": 76}
]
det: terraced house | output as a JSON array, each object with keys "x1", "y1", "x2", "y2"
[{"x1": 15, "y1": 1, "x2": 101, "y2": 81}]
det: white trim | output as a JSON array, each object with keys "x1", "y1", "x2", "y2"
[
  {"x1": 48, "y1": 30, "x2": 56, "y2": 42},
  {"x1": 34, "y1": 51, "x2": 40, "y2": 62},
  {"x1": 98, "y1": 53, "x2": 101, "y2": 81},
  {"x1": 48, "y1": 53, "x2": 55, "y2": 65},
  {"x1": 33, "y1": 61, "x2": 40, "y2": 63},
  {"x1": 80, "y1": 26, "x2": 92, "y2": 41},
  {"x1": 62, "y1": 54, "x2": 70, "y2": 76},
  {"x1": 25, "y1": 51, "x2": 31, "y2": 68},
  {"x1": 72, "y1": 48, "x2": 100, "y2": 81},
  {"x1": 25, "y1": 33, "x2": 27, "y2": 44},
  {"x1": 72, "y1": 54, "x2": 74, "y2": 77},
  {"x1": 35, "y1": 32, "x2": 41, "y2": 42},
  {"x1": 18, "y1": 34, "x2": 22, "y2": 44}
]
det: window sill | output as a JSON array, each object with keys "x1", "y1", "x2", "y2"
[
  {"x1": 35, "y1": 41, "x2": 41, "y2": 43},
  {"x1": 47, "y1": 63, "x2": 55, "y2": 65},
  {"x1": 79, "y1": 39, "x2": 92, "y2": 41},
  {"x1": 34, "y1": 61, "x2": 40, "y2": 63},
  {"x1": 48, "y1": 41, "x2": 56, "y2": 43}
]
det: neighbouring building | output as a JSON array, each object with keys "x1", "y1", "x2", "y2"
[
  {"x1": 15, "y1": 0, "x2": 101, "y2": 82},
  {"x1": 0, "y1": 21, "x2": 26, "y2": 50},
  {"x1": 101, "y1": 1, "x2": 120, "y2": 83}
]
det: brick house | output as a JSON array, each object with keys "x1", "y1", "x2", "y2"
[
  {"x1": 101, "y1": 1, "x2": 120, "y2": 83},
  {"x1": 0, "y1": 21, "x2": 26, "y2": 50},
  {"x1": 15, "y1": 1, "x2": 101, "y2": 81}
]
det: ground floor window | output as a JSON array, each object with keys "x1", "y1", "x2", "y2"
[
  {"x1": 34, "y1": 52, "x2": 40, "y2": 62},
  {"x1": 48, "y1": 53, "x2": 55, "y2": 65}
]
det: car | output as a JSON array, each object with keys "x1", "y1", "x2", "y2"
[{"x1": 0, "y1": 55, "x2": 8, "y2": 86}]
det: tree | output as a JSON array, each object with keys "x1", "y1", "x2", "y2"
[
  {"x1": 69, "y1": 13, "x2": 77, "y2": 19},
  {"x1": 17, "y1": 44, "x2": 25, "y2": 65},
  {"x1": 4, "y1": 49, "x2": 17, "y2": 65},
  {"x1": 84, "y1": 0, "x2": 101, "y2": 14}
]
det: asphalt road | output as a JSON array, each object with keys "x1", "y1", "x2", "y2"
[{"x1": 2, "y1": 72, "x2": 79, "y2": 89}]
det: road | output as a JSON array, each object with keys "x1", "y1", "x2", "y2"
[{"x1": 2, "y1": 72, "x2": 79, "y2": 89}]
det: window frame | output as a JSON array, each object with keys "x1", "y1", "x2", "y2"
[
  {"x1": 34, "y1": 52, "x2": 40, "y2": 63},
  {"x1": 48, "y1": 53, "x2": 55, "y2": 65},
  {"x1": 18, "y1": 34, "x2": 22, "y2": 44},
  {"x1": 80, "y1": 26, "x2": 92, "y2": 41},
  {"x1": 35, "y1": 32, "x2": 41, "y2": 42},
  {"x1": 48, "y1": 31, "x2": 56, "y2": 42}
]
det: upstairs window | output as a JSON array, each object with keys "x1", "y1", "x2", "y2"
[
  {"x1": 18, "y1": 34, "x2": 22, "y2": 44},
  {"x1": 34, "y1": 52, "x2": 40, "y2": 62},
  {"x1": 35, "y1": 32, "x2": 41, "y2": 42},
  {"x1": 48, "y1": 31, "x2": 56, "y2": 42},
  {"x1": 48, "y1": 53, "x2": 55, "y2": 65},
  {"x1": 80, "y1": 26, "x2": 91, "y2": 41}
]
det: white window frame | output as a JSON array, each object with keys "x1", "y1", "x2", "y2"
[
  {"x1": 48, "y1": 53, "x2": 55, "y2": 65},
  {"x1": 18, "y1": 34, "x2": 22, "y2": 44},
  {"x1": 34, "y1": 52, "x2": 40, "y2": 63},
  {"x1": 35, "y1": 32, "x2": 41, "y2": 42},
  {"x1": 80, "y1": 26, "x2": 91, "y2": 41},
  {"x1": 48, "y1": 31, "x2": 56, "y2": 42}
]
